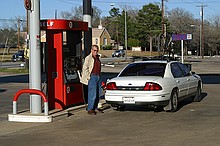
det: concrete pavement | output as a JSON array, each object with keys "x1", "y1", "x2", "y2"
[{"x1": 0, "y1": 56, "x2": 220, "y2": 145}]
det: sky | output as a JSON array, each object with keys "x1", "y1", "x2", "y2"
[{"x1": 1, "y1": 0, "x2": 220, "y2": 21}]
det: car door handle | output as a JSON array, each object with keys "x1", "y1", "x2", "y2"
[
  {"x1": 176, "y1": 80, "x2": 180, "y2": 83},
  {"x1": 187, "y1": 78, "x2": 190, "y2": 81}
]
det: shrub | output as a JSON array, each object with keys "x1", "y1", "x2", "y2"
[{"x1": 101, "y1": 45, "x2": 113, "y2": 50}]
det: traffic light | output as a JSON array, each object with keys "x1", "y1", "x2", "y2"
[{"x1": 24, "y1": 0, "x2": 31, "y2": 10}]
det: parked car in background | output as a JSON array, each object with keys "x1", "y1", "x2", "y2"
[
  {"x1": 112, "y1": 50, "x2": 125, "y2": 58},
  {"x1": 12, "y1": 50, "x2": 25, "y2": 62},
  {"x1": 0, "y1": 44, "x2": 5, "y2": 48},
  {"x1": 104, "y1": 60, "x2": 202, "y2": 112}
]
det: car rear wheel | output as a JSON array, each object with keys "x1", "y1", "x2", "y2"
[
  {"x1": 193, "y1": 83, "x2": 201, "y2": 102},
  {"x1": 170, "y1": 89, "x2": 178, "y2": 112}
]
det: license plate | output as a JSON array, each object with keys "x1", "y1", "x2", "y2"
[{"x1": 123, "y1": 97, "x2": 135, "y2": 104}]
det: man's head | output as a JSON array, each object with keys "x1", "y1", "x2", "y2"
[{"x1": 91, "y1": 45, "x2": 99, "y2": 57}]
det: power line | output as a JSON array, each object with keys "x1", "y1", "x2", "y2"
[{"x1": 55, "y1": 0, "x2": 81, "y2": 5}]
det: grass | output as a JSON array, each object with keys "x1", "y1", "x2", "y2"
[
  {"x1": 99, "y1": 50, "x2": 160, "y2": 58},
  {"x1": 0, "y1": 68, "x2": 29, "y2": 74},
  {"x1": 0, "y1": 48, "x2": 20, "y2": 62}
]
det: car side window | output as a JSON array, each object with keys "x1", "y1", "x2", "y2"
[
  {"x1": 171, "y1": 63, "x2": 184, "y2": 78},
  {"x1": 178, "y1": 62, "x2": 190, "y2": 76}
]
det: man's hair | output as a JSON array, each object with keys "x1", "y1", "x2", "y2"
[{"x1": 91, "y1": 44, "x2": 99, "y2": 49}]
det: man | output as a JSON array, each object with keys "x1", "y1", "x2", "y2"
[{"x1": 80, "y1": 45, "x2": 103, "y2": 115}]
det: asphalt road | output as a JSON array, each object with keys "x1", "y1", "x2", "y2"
[
  {"x1": 0, "y1": 57, "x2": 220, "y2": 146},
  {"x1": 0, "y1": 62, "x2": 25, "y2": 68}
]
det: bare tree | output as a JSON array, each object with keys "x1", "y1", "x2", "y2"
[
  {"x1": 168, "y1": 8, "x2": 194, "y2": 33},
  {"x1": 60, "y1": 6, "x2": 102, "y2": 28},
  {"x1": 167, "y1": 8, "x2": 196, "y2": 55},
  {"x1": 206, "y1": 16, "x2": 220, "y2": 55}
]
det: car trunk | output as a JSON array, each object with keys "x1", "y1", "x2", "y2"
[{"x1": 111, "y1": 76, "x2": 162, "y2": 87}]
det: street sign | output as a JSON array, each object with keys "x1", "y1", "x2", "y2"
[
  {"x1": 187, "y1": 34, "x2": 192, "y2": 40},
  {"x1": 171, "y1": 34, "x2": 192, "y2": 64},
  {"x1": 172, "y1": 34, "x2": 192, "y2": 41}
]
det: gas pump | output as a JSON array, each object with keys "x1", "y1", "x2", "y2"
[{"x1": 40, "y1": 19, "x2": 88, "y2": 109}]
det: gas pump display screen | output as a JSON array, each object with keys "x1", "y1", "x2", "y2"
[
  {"x1": 64, "y1": 69, "x2": 79, "y2": 83},
  {"x1": 64, "y1": 57, "x2": 80, "y2": 83}
]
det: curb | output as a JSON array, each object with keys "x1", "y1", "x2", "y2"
[{"x1": 8, "y1": 101, "x2": 111, "y2": 123}]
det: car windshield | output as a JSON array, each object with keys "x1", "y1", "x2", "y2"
[{"x1": 119, "y1": 62, "x2": 166, "y2": 77}]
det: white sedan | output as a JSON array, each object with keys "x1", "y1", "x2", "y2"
[{"x1": 104, "y1": 60, "x2": 202, "y2": 112}]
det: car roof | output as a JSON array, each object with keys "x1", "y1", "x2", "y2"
[{"x1": 132, "y1": 60, "x2": 174, "y2": 64}]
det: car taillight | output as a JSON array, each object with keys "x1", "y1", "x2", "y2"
[
  {"x1": 144, "y1": 82, "x2": 162, "y2": 91},
  {"x1": 106, "y1": 82, "x2": 117, "y2": 90}
]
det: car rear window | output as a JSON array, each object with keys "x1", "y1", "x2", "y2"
[{"x1": 119, "y1": 63, "x2": 166, "y2": 77}]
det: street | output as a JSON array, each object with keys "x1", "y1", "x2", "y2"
[
  {"x1": 0, "y1": 62, "x2": 25, "y2": 68},
  {"x1": 0, "y1": 80, "x2": 220, "y2": 146},
  {"x1": 0, "y1": 57, "x2": 220, "y2": 145}
]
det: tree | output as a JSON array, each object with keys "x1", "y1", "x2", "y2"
[
  {"x1": 167, "y1": 8, "x2": 195, "y2": 55},
  {"x1": 136, "y1": 3, "x2": 162, "y2": 48},
  {"x1": 109, "y1": 7, "x2": 120, "y2": 17},
  {"x1": 206, "y1": 16, "x2": 220, "y2": 55},
  {"x1": 0, "y1": 17, "x2": 26, "y2": 50},
  {"x1": 102, "y1": 7, "x2": 138, "y2": 48},
  {"x1": 168, "y1": 8, "x2": 194, "y2": 33},
  {"x1": 60, "y1": 6, "x2": 102, "y2": 27}
]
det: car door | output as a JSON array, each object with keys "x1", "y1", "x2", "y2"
[
  {"x1": 171, "y1": 63, "x2": 188, "y2": 98},
  {"x1": 178, "y1": 63, "x2": 198, "y2": 95}
]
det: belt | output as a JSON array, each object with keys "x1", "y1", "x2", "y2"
[{"x1": 91, "y1": 73, "x2": 100, "y2": 76}]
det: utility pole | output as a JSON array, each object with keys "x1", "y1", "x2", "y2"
[
  {"x1": 161, "y1": 0, "x2": 164, "y2": 37},
  {"x1": 197, "y1": 4, "x2": 207, "y2": 59},
  {"x1": 83, "y1": 0, "x2": 92, "y2": 57},
  {"x1": 124, "y1": 10, "x2": 127, "y2": 60},
  {"x1": 17, "y1": 18, "x2": 21, "y2": 49},
  {"x1": 161, "y1": 0, "x2": 166, "y2": 54},
  {"x1": 55, "y1": 9, "x2": 58, "y2": 19}
]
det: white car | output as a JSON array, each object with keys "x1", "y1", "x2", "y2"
[{"x1": 105, "y1": 60, "x2": 202, "y2": 112}]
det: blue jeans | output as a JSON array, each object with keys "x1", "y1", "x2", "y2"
[{"x1": 87, "y1": 74, "x2": 102, "y2": 111}]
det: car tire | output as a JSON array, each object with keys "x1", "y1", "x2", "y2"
[
  {"x1": 111, "y1": 104, "x2": 118, "y2": 107},
  {"x1": 116, "y1": 105, "x2": 125, "y2": 111},
  {"x1": 170, "y1": 89, "x2": 178, "y2": 112},
  {"x1": 112, "y1": 104, "x2": 125, "y2": 111},
  {"x1": 193, "y1": 83, "x2": 202, "y2": 102}
]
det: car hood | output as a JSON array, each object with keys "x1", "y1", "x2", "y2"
[{"x1": 108, "y1": 76, "x2": 162, "y2": 86}]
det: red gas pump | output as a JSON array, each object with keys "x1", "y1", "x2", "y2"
[{"x1": 40, "y1": 19, "x2": 88, "y2": 109}]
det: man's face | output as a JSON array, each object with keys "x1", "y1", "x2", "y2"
[{"x1": 91, "y1": 46, "x2": 99, "y2": 57}]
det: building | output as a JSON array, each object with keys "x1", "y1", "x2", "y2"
[{"x1": 92, "y1": 24, "x2": 111, "y2": 49}]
